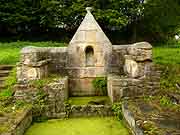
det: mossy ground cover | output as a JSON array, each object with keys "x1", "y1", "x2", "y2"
[
  {"x1": 127, "y1": 97, "x2": 180, "y2": 135},
  {"x1": 69, "y1": 96, "x2": 111, "y2": 105},
  {"x1": 0, "y1": 99, "x2": 30, "y2": 134},
  {"x1": 0, "y1": 41, "x2": 66, "y2": 65},
  {"x1": 25, "y1": 117, "x2": 130, "y2": 135}
]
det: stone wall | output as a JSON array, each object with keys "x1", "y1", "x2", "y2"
[
  {"x1": 17, "y1": 41, "x2": 159, "y2": 98},
  {"x1": 1, "y1": 109, "x2": 32, "y2": 135},
  {"x1": 108, "y1": 42, "x2": 161, "y2": 103},
  {"x1": 108, "y1": 65, "x2": 161, "y2": 103},
  {"x1": 122, "y1": 102, "x2": 144, "y2": 135},
  {"x1": 14, "y1": 77, "x2": 68, "y2": 118},
  {"x1": 110, "y1": 45, "x2": 128, "y2": 74},
  {"x1": 43, "y1": 77, "x2": 68, "y2": 118},
  {"x1": 17, "y1": 47, "x2": 68, "y2": 82},
  {"x1": 70, "y1": 105, "x2": 113, "y2": 117}
]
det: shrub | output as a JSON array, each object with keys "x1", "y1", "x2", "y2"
[
  {"x1": 160, "y1": 65, "x2": 180, "y2": 93},
  {"x1": 112, "y1": 102, "x2": 123, "y2": 121},
  {"x1": 159, "y1": 96, "x2": 173, "y2": 107},
  {"x1": 92, "y1": 77, "x2": 107, "y2": 95},
  {"x1": 0, "y1": 88, "x2": 13, "y2": 98},
  {"x1": 32, "y1": 89, "x2": 47, "y2": 118}
]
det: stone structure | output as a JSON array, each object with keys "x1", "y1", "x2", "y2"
[
  {"x1": 1, "y1": 108, "x2": 32, "y2": 135},
  {"x1": 70, "y1": 105, "x2": 113, "y2": 117},
  {"x1": 15, "y1": 77, "x2": 68, "y2": 118},
  {"x1": 17, "y1": 8, "x2": 160, "y2": 101}
]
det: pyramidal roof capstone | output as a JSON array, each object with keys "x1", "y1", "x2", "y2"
[{"x1": 70, "y1": 7, "x2": 112, "y2": 45}]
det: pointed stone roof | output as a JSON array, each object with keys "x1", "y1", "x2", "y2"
[{"x1": 70, "y1": 7, "x2": 112, "y2": 45}]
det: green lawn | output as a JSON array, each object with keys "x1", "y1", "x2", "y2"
[
  {"x1": 25, "y1": 117, "x2": 130, "y2": 135},
  {"x1": 153, "y1": 47, "x2": 180, "y2": 65},
  {"x1": 0, "y1": 42, "x2": 66, "y2": 65}
]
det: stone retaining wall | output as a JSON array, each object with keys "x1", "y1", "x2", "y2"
[
  {"x1": 14, "y1": 77, "x2": 68, "y2": 119},
  {"x1": 69, "y1": 105, "x2": 113, "y2": 117},
  {"x1": 1, "y1": 109, "x2": 32, "y2": 135},
  {"x1": 43, "y1": 77, "x2": 68, "y2": 118},
  {"x1": 122, "y1": 102, "x2": 144, "y2": 135},
  {"x1": 108, "y1": 65, "x2": 161, "y2": 102}
]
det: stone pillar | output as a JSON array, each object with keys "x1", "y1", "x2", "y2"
[
  {"x1": 17, "y1": 47, "x2": 50, "y2": 82},
  {"x1": 124, "y1": 42, "x2": 152, "y2": 78},
  {"x1": 107, "y1": 42, "x2": 160, "y2": 102}
]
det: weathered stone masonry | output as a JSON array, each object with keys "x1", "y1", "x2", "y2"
[
  {"x1": 16, "y1": 8, "x2": 160, "y2": 103},
  {"x1": 13, "y1": 8, "x2": 161, "y2": 135}
]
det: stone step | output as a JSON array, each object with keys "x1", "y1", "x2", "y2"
[
  {"x1": 0, "y1": 70, "x2": 10, "y2": 77},
  {"x1": 0, "y1": 65, "x2": 14, "y2": 70},
  {"x1": 0, "y1": 77, "x2": 7, "y2": 81},
  {"x1": 0, "y1": 77, "x2": 8, "y2": 82},
  {"x1": 0, "y1": 84, "x2": 5, "y2": 91}
]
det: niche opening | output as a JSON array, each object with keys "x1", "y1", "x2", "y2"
[{"x1": 85, "y1": 46, "x2": 94, "y2": 67}]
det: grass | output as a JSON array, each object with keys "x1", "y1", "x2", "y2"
[
  {"x1": 69, "y1": 96, "x2": 111, "y2": 105},
  {"x1": 153, "y1": 47, "x2": 180, "y2": 65},
  {"x1": 0, "y1": 41, "x2": 66, "y2": 65},
  {"x1": 25, "y1": 117, "x2": 130, "y2": 135}
]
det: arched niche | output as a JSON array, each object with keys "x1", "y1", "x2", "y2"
[{"x1": 85, "y1": 46, "x2": 94, "y2": 67}]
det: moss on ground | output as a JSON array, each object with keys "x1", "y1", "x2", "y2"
[
  {"x1": 25, "y1": 117, "x2": 130, "y2": 135},
  {"x1": 127, "y1": 97, "x2": 180, "y2": 135},
  {"x1": 68, "y1": 96, "x2": 111, "y2": 105}
]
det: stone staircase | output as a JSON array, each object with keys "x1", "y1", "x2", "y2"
[{"x1": 0, "y1": 65, "x2": 14, "y2": 90}]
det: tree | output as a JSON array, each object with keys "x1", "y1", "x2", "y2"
[{"x1": 138, "y1": 0, "x2": 180, "y2": 42}]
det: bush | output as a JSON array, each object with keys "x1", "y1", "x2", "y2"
[
  {"x1": 0, "y1": 88, "x2": 13, "y2": 98},
  {"x1": 160, "y1": 65, "x2": 180, "y2": 93},
  {"x1": 160, "y1": 96, "x2": 173, "y2": 107},
  {"x1": 112, "y1": 102, "x2": 123, "y2": 121},
  {"x1": 92, "y1": 77, "x2": 107, "y2": 96}
]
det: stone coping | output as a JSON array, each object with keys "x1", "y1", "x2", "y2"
[
  {"x1": 69, "y1": 104, "x2": 113, "y2": 117},
  {"x1": 21, "y1": 46, "x2": 68, "y2": 54},
  {"x1": 17, "y1": 59, "x2": 51, "y2": 67}
]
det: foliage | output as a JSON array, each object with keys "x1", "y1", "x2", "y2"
[
  {"x1": 0, "y1": 88, "x2": 13, "y2": 98},
  {"x1": 32, "y1": 89, "x2": 47, "y2": 118},
  {"x1": 64, "y1": 100, "x2": 72, "y2": 118},
  {"x1": 140, "y1": 0, "x2": 180, "y2": 42},
  {"x1": 15, "y1": 100, "x2": 27, "y2": 109},
  {"x1": 112, "y1": 102, "x2": 123, "y2": 121},
  {"x1": 159, "y1": 65, "x2": 180, "y2": 93},
  {"x1": 143, "y1": 121, "x2": 159, "y2": 135},
  {"x1": 0, "y1": 0, "x2": 143, "y2": 31},
  {"x1": 30, "y1": 74, "x2": 59, "y2": 89},
  {"x1": 159, "y1": 96, "x2": 174, "y2": 107},
  {"x1": 0, "y1": 124, "x2": 9, "y2": 133},
  {"x1": 0, "y1": 0, "x2": 180, "y2": 42},
  {"x1": 31, "y1": 79, "x2": 48, "y2": 89},
  {"x1": 92, "y1": 77, "x2": 107, "y2": 95}
]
